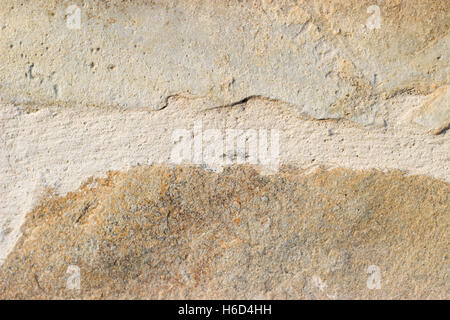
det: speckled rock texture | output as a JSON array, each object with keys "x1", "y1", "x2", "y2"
[
  {"x1": 0, "y1": 166, "x2": 448, "y2": 299},
  {"x1": 0, "y1": 0, "x2": 449, "y2": 300}
]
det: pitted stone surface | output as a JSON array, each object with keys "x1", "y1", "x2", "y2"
[{"x1": 0, "y1": 0, "x2": 448, "y2": 124}]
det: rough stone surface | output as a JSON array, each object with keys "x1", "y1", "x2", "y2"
[
  {"x1": 0, "y1": 0, "x2": 449, "y2": 300},
  {"x1": 2, "y1": 95, "x2": 449, "y2": 266},
  {"x1": 0, "y1": 0, "x2": 448, "y2": 124},
  {"x1": 0, "y1": 166, "x2": 448, "y2": 299},
  {"x1": 413, "y1": 85, "x2": 450, "y2": 134}
]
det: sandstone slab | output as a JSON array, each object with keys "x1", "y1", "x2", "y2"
[
  {"x1": 0, "y1": 166, "x2": 448, "y2": 299},
  {"x1": 0, "y1": 0, "x2": 448, "y2": 125},
  {"x1": 0, "y1": 0, "x2": 449, "y2": 301}
]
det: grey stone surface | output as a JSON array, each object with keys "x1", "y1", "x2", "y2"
[{"x1": 1, "y1": 0, "x2": 448, "y2": 125}]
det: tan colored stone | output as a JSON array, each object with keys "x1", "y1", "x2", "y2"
[
  {"x1": 0, "y1": 0, "x2": 448, "y2": 301},
  {"x1": 413, "y1": 85, "x2": 450, "y2": 134},
  {"x1": 1, "y1": 165, "x2": 448, "y2": 299}
]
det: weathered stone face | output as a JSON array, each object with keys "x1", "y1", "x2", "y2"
[
  {"x1": 1, "y1": 0, "x2": 448, "y2": 124},
  {"x1": 413, "y1": 85, "x2": 450, "y2": 134},
  {"x1": 0, "y1": 0, "x2": 448, "y2": 300},
  {"x1": 1, "y1": 166, "x2": 448, "y2": 299}
]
